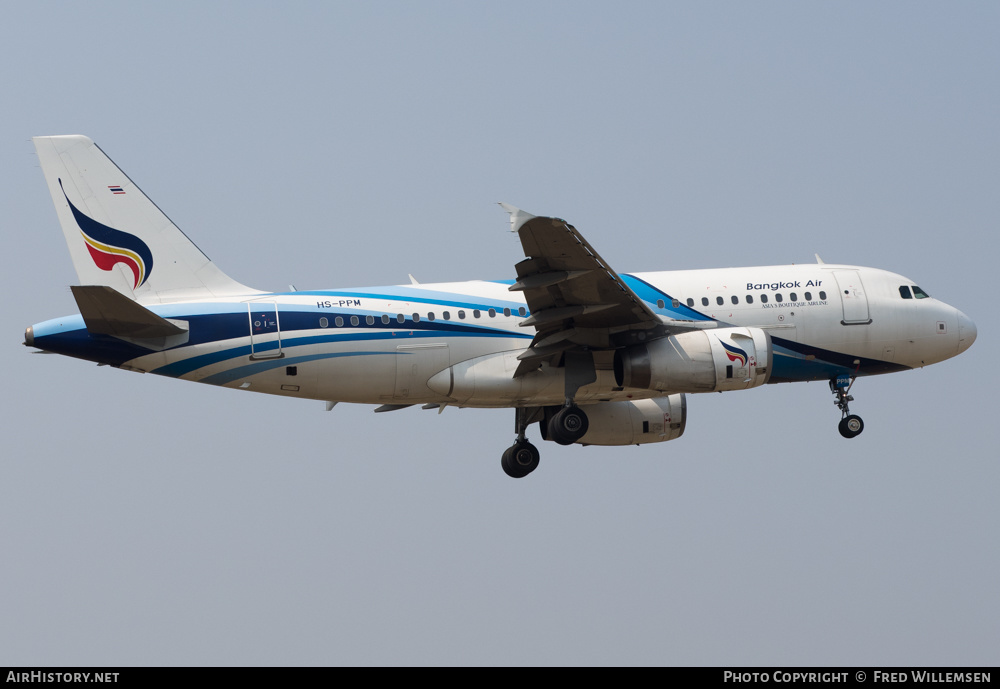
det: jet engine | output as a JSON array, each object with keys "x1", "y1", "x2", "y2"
[
  {"x1": 565, "y1": 395, "x2": 686, "y2": 446},
  {"x1": 614, "y1": 327, "x2": 772, "y2": 393}
]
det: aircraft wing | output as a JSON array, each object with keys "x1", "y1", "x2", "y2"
[{"x1": 501, "y1": 204, "x2": 662, "y2": 376}]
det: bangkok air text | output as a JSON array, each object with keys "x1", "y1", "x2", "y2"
[{"x1": 747, "y1": 280, "x2": 823, "y2": 290}]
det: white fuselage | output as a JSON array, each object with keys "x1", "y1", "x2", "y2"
[{"x1": 28, "y1": 263, "x2": 976, "y2": 409}]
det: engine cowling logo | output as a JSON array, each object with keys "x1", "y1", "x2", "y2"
[{"x1": 719, "y1": 339, "x2": 749, "y2": 367}]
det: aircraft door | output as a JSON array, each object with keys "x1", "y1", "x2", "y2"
[
  {"x1": 832, "y1": 270, "x2": 871, "y2": 325},
  {"x1": 395, "y1": 343, "x2": 449, "y2": 400},
  {"x1": 247, "y1": 300, "x2": 282, "y2": 359}
]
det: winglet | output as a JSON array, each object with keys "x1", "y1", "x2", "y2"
[
  {"x1": 815, "y1": 253, "x2": 825, "y2": 265},
  {"x1": 498, "y1": 202, "x2": 537, "y2": 233}
]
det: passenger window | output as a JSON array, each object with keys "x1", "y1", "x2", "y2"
[
  {"x1": 518, "y1": 307, "x2": 526, "y2": 316},
  {"x1": 381, "y1": 314, "x2": 390, "y2": 324},
  {"x1": 804, "y1": 292, "x2": 812, "y2": 301},
  {"x1": 702, "y1": 297, "x2": 709, "y2": 307},
  {"x1": 488, "y1": 308, "x2": 496, "y2": 318},
  {"x1": 716, "y1": 296, "x2": 724, "y2": 306},
  {"x1": 657, "y1": 299, "x2": 665, "y2": 309},
  {"x1": 397, "y1": 314, "x2": 405, "y2": 323},
  {"x1": 335, "y1": 316, "x2": 344, "y2": 327},
  {"x1": 819, "y1": 291, "x2": 826, "y2": 300},
  {"x1": 473, "y1": 309, "x2": 481, "y2": 318},
  {"x1": 350, "y1": 315, "x2": 359, "y2": 326},
  {"x1": 366, "y1": 315, "x2": 375, "y2": 325},
  {"x1": 775, "y1": 294, "x2": 783, "y2": 303},
  {"x1": 412, "y1": 313, "x2": 420, "y2": 323},
  {"x1": 686, "y1": 298, "x2": 694, "y2": 307},
  {"x1": 746, "y1": 295, "x2": 753, "y2": 304},
  {"x1": 503, "y1": 307, "x2": 511, "y2": 317},
  {"x1": 790, "y1": 292, "x2": 797, "y2": 302},
  {"x1": 443, "y1": 311, "x2": 451, "y2": 320},
  {"x1": 319, "y1": 317, "x2": 329, "y2": 328},
  {"x1": 760, "y1": 294, "x2": 768, "y2": 304},
  {"x1": 458, "y1": 310, "x2": 466, "y2": 320},
  {"x1": 427, "y1": 312, "x2": 435, "y2": 321},
  {"x1": 731, "y1": 295, "x2": 738, "y2": 305},
  {"x1": 913, "y1": 286, "x2": 930, "y2": 299},
  {"x1": 672, "y1": 299, "x2": 680, "y2": 308}
]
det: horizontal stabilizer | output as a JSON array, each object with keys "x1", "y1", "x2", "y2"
[{"x1": 71, "y1": 285, "x2": 188, "y2": 339}]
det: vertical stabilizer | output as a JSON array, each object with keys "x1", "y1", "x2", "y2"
[{"x1": 33, "y1": 135, "x2": 260, "y2": 303}]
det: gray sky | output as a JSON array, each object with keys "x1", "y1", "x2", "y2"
[{"x1": 2, "y1": 1, "x2": 996, "y2": 666}]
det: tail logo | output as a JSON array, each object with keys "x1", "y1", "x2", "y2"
[
  {"x1": 719, "y1": 338, "x2": 749, "y2": 367},
  {"x1": 59, "y1": 179, "x2": 153, "y2": 289}
]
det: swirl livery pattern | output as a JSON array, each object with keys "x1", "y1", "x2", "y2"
[
  {"x1": 719, "y1": 339, "x2": 748, "y2": 367},
  {"x1": 59, "y1": 179, "x2": 153, "y2": 289}
]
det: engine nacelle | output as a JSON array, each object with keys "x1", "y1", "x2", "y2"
[
  {"x1": 572, "y1": 395, "x2": 686, "y2": 446},
  {"x1": 614, "y1": 326, "x2": 772, "y2": 393}
]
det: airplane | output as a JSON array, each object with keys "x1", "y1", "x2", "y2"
[{"x1": 25, "y1": 135, "x2": 977, "y2": 478}]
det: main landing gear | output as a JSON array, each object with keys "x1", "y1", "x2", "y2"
[
  {"x1": 502, "y1": 407, "x2": 542, "y2": 479},
  {"x1": 501, "y1": 440, "x2": 540, "y2": 479},
  {"x1": 502, "y1": 351, "x2": 596, "y2": 478},
  {"x1": 831, "y1": 375, "x2": 864, "y2": 439},
  {"x1": 547, "y1": 404, "x2": 589, "y2": 446},
  {"x1": 501, "y1": 404, "x2": 591, "y2": 478}
]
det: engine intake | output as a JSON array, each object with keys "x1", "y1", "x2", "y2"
[{"x1": 614, "y1": 327, "x2": 772, "y2": 393}]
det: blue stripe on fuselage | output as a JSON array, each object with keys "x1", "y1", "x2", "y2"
[
  {"x1": 198, "y1": 350, "x2": 393, "y2": 386},
  {"x1": 288, "y1": 286, "x2": 526, "y2": 312},
  {"x1": 150, "y1": 328, "x2": 528, "y2": 379},
  {"x1": 621, "y1": 274, "x2": 711, "y2": 321},
  {"x1": 768, "y1": 336, "x2": 908, "y2": 382}
]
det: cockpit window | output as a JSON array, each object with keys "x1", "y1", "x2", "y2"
[
  {"x1": 912, "y1": 286, "x2": 930, "y2": 299},
  {"x1": 899, "y1": 286, "x2": 912, "y2": 299}
]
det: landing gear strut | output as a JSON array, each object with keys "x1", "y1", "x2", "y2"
[
  {"x1": 831, "y1": 376, "x2": 864, "y2": 439},
  {"x1": 545, "y1": 350, "x2": 593, "y2": 446},
  {"x1": 502, "y1": 407, "x2": 541, "y2": 478}
]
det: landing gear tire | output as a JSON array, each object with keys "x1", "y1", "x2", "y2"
[
  {"x1": 838, "y1": 414, "x2": 864, "y2": 439},
  {"x1": 547, "y1": 405, "x2": 589, "y2": 446},
  {"x1": 501, "y1": 441, "x2": 540, "y2": 478}
]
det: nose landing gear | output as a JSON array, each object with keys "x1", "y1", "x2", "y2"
[{"x1": 831, "y1": 375, "x2": 864, "y2": 438}]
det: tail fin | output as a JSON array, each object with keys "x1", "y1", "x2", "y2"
[{"x1": 33, "y1": 135, "x2": 259, "y2": 303}]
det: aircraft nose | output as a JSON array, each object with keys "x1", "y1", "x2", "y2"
[{"x1": 957, "y1": 310, "x2": 977, "y2": 354}]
